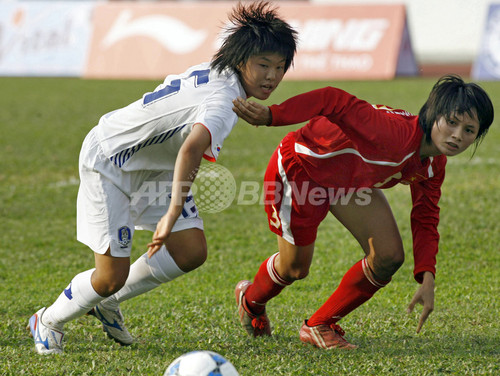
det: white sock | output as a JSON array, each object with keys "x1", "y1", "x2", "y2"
[
  {"x1": 42, "y1": 269, "x2": 103, "y2": 330},
  {"x1": 101, "y1": 246, "x2": 185, "y2": 310}
]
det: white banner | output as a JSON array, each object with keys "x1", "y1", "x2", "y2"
[
  {"x1": 472, "y1": 4, "x2": 500, "y2": 80},
  {"x1": 0, "y1": 2, "x2": 94, "y2": 76}
]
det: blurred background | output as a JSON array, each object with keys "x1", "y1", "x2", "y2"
[{"x1": 0, "y1": 0, "x2": 498, "y2": 79}]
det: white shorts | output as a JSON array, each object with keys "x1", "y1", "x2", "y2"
[{"x1": 76, "y1": 129, "x2": 204, "y2": 257}]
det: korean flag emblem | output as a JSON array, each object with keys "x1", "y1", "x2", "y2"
[{"x1": 118, "y1": 226, "x2": 131, "y2": 248}]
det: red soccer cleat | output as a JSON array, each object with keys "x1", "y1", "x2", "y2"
[
  {"x1": 234, "y1": 280, "x2": 272, "y2": 337},
  {"x1": 299, "y1": 320, "x2": 357, "y2": 349}
]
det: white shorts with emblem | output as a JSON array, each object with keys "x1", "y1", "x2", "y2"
[{"x1": 76, "y1": 129, "x2": 203, "y2": 257}]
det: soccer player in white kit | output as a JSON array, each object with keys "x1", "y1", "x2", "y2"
[{"x1": 28, "y1": 1, "x2": 297, "y2": 355}]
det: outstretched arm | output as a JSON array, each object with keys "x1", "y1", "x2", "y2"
[
  {"x1": 147, "y1": 123, "x2": 211, "y2": 257},
  {"x1": 233, "y1": 87, "x2": 388, "y2": 136},
  {"x1": 407, "y1": 161, "x2": 445, "y2": 332}
]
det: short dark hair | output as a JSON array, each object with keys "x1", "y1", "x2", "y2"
[
  {"x1": 211, "y1": 1, "x2": 298, "y2": 74},
  {"x1": 418, "y1": 75, "x2": 494, "y2": 146}
]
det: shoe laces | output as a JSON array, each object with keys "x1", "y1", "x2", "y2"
[
  {"x1": 251, "y1": 317, "x2": 267, "y2": 330},
  {"x1": 329, "y1": 323, "x2": 346, "y2": 337}
]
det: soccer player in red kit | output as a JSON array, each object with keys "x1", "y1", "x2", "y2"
[{"x1": 232, "y1": 75, "x2": 494, "y2": 349}]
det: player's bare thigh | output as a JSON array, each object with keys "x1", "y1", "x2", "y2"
[
  {"x1": 274, "y1": 236, "x2": 315, "y2": 282},
  {"x1": 329, "y1": 188, "x2": 404, "y2": 280},
  {"x1": 165, "y1": 228, "x2": 207, "y2": 272}
]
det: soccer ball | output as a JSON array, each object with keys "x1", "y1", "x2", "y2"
[{"x1": 164, "y1": 350, "x2": 239, "y2": 376}]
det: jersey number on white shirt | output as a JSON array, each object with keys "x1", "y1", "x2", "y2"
[{"x1": 143, "y1": 69, "x2": 210, "y2": 105}]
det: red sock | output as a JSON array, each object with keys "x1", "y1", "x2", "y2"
[
  {"x1": 245, "y1": 253, "x2": 291, "y2": 315},
  {"x1": 307, "y1": 258, "x2": 390, "y2": 326}
]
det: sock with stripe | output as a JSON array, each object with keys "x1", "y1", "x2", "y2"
[
  {"x1": 101, "y1": 245, "x2": 185, "y2": 311},
  {"x1": 244, "y1": 252, "x2": 292, "y2": 315},
  {"x1": 42, "y1": 269, "x2": 103, "y2": 331},
  {"x1": 307, "y1": 257, "x2": 390, "y2": 327}
]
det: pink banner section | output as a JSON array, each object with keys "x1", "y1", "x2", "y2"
[{"x1": 85, "y1": 2, "x2": 417, "y2": 80}]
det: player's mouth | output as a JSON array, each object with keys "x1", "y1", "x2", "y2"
[
  {"x1": 261, "y1": 84, "x2": 274, "y2": 94},
  {"x1": 445, "y1": 141, "x2": 459, "y2": 152}
]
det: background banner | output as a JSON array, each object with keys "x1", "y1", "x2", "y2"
[
  {"x1": 85, "y1": 2, "x2": 226, "y2": 79},
  {"x1": 472, "y1": 4, "x2": 500, "y2": 80},
  {"x1": 85, "y1": 2, "x2": 417, "y2": 80},
  {"x1": 280, "y1": 3, "x2": 417, "y2": 80},
  {"x1": 0, "y1": 1, "x2": 94, "y2": 76}
]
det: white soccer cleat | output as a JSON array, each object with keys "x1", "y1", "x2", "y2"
[
  {"x1": 27, "y1": 307, "x2": 64, "y2": 355},
  {"x1": 88, "y1": 303, "x2": 134, "y2": 346}
]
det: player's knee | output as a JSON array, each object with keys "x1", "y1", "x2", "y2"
[
  {"x1": 376, "y1": 248, "x2": 404, "y2": 276},
  {"x1": 282, "y1": 264, "x2": 310, "y2": 282},
  {"x1": 190, "y1": 243, "x2": 208, "y2": 270},
  {"x1": 93, "y1": 272, "x2": 128, "y2": 297},
  {"x1": 102, "y1": 280, "x2": 126, "y2": 297},
  {"x1": 167, "y1": 229, "x2": 207, "y2": 272},
  {"x1": 174, "y1": 242, "x2": 207, "y2": 272},
  {"x1": 384, "y1": 255, "x2": 404, "y2": 275}
]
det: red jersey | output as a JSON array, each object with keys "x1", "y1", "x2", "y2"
[{"x1": 268, "y1": 87, "x2": 446, "y2": 283}]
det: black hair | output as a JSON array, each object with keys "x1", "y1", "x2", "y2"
[
  {"x1": 211, "y1": 1, "x2": 298, "y2": 74},
  {"x1": 418, "y1": 75, "x2": 494, "y2": 147}
]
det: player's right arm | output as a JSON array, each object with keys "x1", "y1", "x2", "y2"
[
  {"x1": 147, "y1": 123, "x2": 211, "y2": 257},
  {"x1": 233, "y1": 87, "x2": 418, "y2": 161},
  {"x1": 233, "y1": 87, "x2": 355, "y2": 127}
]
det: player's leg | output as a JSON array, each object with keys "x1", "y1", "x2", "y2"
[
  {"x1": 28, "y1": 247, "x2": 129, "y2": 354},
  {"x1": 274, "y1": 236, "x2": 315, "y2": 281},
  {"x1": 92, "y1": 249, "x2": 130, "y2": 296},
  {"x1": 236, "y1": 238, "x2": 315, "y2": 337},
  {"x1": 165, "y1": 227, "x2": 207, "y2": 272},
  {"x1": 100, "y1": 227, "x2": 206, "y2": 310},
  {"x1": 42, "y1": 248, "x2": 129, "y2": 326},
  {"x1": 28, "y1": 142, "x2": 134, "y2": 354},
  {"x1": 302, "y1": 189, "x2": 403, "y2": 348},
  {"x1": 94, "y1": 180, "x2": 206, "y2": 342},
  {"x1": 98, "y1": 169, "x2": 206, "y2": 308},
  {"x1": 90, "y1": 228, "x2": 206, "y2": 346},
  {"x1": 236, "y1": 143, "x2": 327, "y2": 337},
  {"x1": 243, "y1": 238, "x2": 315, "y2": 313},
  {"x1": 85, "y1": 250, "x2": 136, "y2": 346},
  {"x1": 330, "y1": 187, "x2": 404, "y2": 280}
]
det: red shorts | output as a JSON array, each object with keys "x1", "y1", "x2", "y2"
[{"x1": 264, "y1": 134, "x2": 332, "y2": 246}]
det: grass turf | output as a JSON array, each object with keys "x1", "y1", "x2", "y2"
[{"x1": 0, "y1": 77, "x2": 498, "y2": 375}]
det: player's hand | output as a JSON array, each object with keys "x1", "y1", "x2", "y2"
[
  {"x1": 407, "y1": 271, "x2": 435, "y2": 333},
  {"x1": 147, "y1": 214, "x2": 175, "y2": 257},
  {"x1": 232, "y1": 97, "x2": 272, "y2": 126}
]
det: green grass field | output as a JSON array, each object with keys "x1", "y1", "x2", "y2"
[{"x1": 0, "y1": 76, "x2": 499, "y2": 375}]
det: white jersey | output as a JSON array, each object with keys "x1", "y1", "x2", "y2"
[{"x1": 93, "y1": 62, "x2": 245, "y2": 172}]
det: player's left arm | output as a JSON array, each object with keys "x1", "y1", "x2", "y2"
[
  {"x1": 147, "y1": 123, "x2": 211, "y2": 257},
  {"x1": 406, "y1": 158, "x2": 446, "y2": 332}
]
